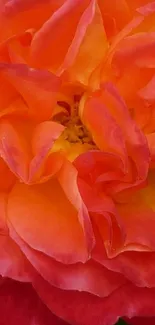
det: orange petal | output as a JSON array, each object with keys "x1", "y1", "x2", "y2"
[
  {"x1": 115, "y1": 171, "x2": 155, "y2": 250},
  {"x1": 29, "y1": 121, "x2": 64, "y2": 183},
  {"x1": 0, "y1": 118, "x2": 64, "y2": 183},
  {"x1": 146, "y1": 133, "x2": 155, "y2": 167},
  {"x1": 8, "y1": 177, "x2": 91, "y2": 264},
  {"x1": 0, "y1": 158, "x2": 15, "y2": 191},
  {"x1": 30, "y1": 0, "x2": 91, "y2": 70},
  {"x1": 57, "y1": 159, "x2": 95, "y2": 255},
  {"x1": 59, "y1": 0, "x2": 107, "y2": 85},
  {"x1": 78, "y1": 177, "x2": 126, "y2": 255},
  {"x1": 113, "y1": 32, "x2": 155, "y2": 71},
  {"x1": 98, "y1": 83, "x2": 150, "y2": 181},
  {"x1": 0, "y1": 119, "x2": 30, "y2": 182},
  {"x1": 81, "y1": 93, "x2": 127, "y2": 169},
  {"x1": 0, "y1": 63, "x2": 61, "y2": 121},
  {"x1": 7, "y1": 30, "x2": 34, "y2": 64},
  {"x1": 0, "y1": 0, "x2": 66, "y2": 42},
  {"x1": 98, "y1": 0, "x2": 131, "y2": 37}
]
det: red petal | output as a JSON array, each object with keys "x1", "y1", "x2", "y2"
[
  {"x1": 0, "y1": 235, "x2": 35, "y2": 281},
  {"x1": 0, "y1": 278, "x2": 67, "y2": 325},
  {"x1": 0, "y1": 192, "x2": 34, "y2": 281},
  {"x1": 34, "y1": 276, "x2": 155, "y2": 325},
  {"x1": 125, "y1": 317, "x2": 155, "y2": 325},
  {"x1": 95, "y1": 251, "x2": 155, "y2": 288}
]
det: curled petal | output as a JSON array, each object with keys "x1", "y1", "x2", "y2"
[
  {"x1": 57, "y1": 160, "x2": 95, "y2": 255},
  {"x1": 80, "y1": 94, "x2": 127, "y2": 168},
  {"x1": 0, "y1": 118, "x2": 64, "y2": 183},
  {"x1": 78, "y1": 177, "x2": 126, "y2": 254},
  {"x1": 99, "y1": 83, "x2": 150, "y2": 181},
  {"x1": 115, "y1": 172, "x2": 155, "y2": 251},
  {"x1": 29, "y1": 121, "x2": 65, "y2": 183},
  {"x1": 138, "y1": 75, "x2": 155, "y2": 101}
]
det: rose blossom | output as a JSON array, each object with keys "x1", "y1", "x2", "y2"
[{"x1": 0, "y1": 1, "x2": 155, "y2": 325}]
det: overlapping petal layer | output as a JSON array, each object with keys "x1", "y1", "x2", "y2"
[{"x1": 0, "y1": 1, "x2": 155, "y2": 325}]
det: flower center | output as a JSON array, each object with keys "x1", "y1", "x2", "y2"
[{"x1": 52, "y1": 95, "x2": 96, "y2": 160}]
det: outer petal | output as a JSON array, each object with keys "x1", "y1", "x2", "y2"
[
  {"x1": 0, "y1": 235, "x2": 35, "y2": 281},
  {"x1": 125, "y1": 317, "x2": 155, "y2": 325},
  {"x1": 7, "y1": 174, "x2": 93, "y2": 264},
  {"x1": 95, "y1": 251, "x2": 155, "y2": 288},
  {"x1": 0, "y1": 193, "x2": 34, "y2": 281},
  {"x1": 34, "y1": 276, "x2": 155, "y2": 325},
  {"x1": 7, "y1": 223, "x2": 126, "y2": 297},
  {"x1": 0, "y1": 278, "x2": 67, "y2": 325}
]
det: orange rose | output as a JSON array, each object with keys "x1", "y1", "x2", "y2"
[{"x1": 0, "y1": 1, "x2": 155, "y2": 325}]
